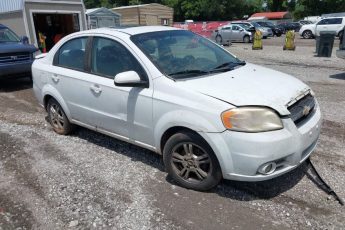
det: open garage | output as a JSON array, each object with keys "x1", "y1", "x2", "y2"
[{"x1": 0, "y1": 0, "x2": 86, "y2": 52}]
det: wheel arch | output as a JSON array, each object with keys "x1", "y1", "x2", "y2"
[{"x1": 42, "y1": 85, "x2": 72, "y2": 120}]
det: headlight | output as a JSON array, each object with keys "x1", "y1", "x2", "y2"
[{"x1": 221, "y1": 107, "x2": 283, "y2": 132}]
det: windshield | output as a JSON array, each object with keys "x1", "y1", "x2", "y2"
[
  {"x1": 0, "y1": 28, "x2": 20, "y2": 42},
  {"x1": 131, "y1": 30, "x2": 242, "y2": 79},
  {"x1": 264, "y1": 21, "x2": 275, "y2": 27},
  {"x1": 251, "y1": 22, "x2": 261, "y2": 27}
]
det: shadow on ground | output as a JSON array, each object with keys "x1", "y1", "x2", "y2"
[
  {"x1": 215, "y1": 162, "x2": 307, "y2": 201},
  {"x1": 330, "y1": 72, "x2": 345, "y2": 80},
  {"x1": 72, "y1": 126, "x2": 309, "y2": 202},
  {"x1": 0, "y1": 77, "x2": 32, "y2": 92}
]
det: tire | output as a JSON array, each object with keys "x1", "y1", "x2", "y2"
[
  {"x1": 263, "y1": 36, "x2": 267, "y2": 39},
  {"x1": 302, "y1": 30, "x2": 313, "y2": 39},
  {"x1": 163, "y1": 131, "x2": 222, "y2": 191},
  {"x1": 215, "y1": 35, "x2": 222, "y2": 45},
  {"x1": 243, "y1": 35, "x2": 250, "y2": 43},
  {"x1": 47, "y1": 98, "x2": 73, "y2": 135},
  {"x1": 338, "y1": 31, "x2": 343, "y2": 40},
  {"x1": 276, "y1": 33, "x2": 282, "y2": 37}
]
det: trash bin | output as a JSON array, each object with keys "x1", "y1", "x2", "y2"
[
  {"x1": 317, "y1": 31, "x2": 336, "y2": 57},
  {"x1": 340, "y1": 27, "x2": 345, "y2": 50}
]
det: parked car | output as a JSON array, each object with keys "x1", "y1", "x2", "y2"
[
  {"x1": 336, "y1": 26, "x2": 345, "y2": 59},
  {"x1": 212, "y1": 24, "x2": 252, "y2": 45},
  {"x1": 255, "y1": 21, "x2": 283, "y2": 37},
  {"x1": 299, "y1": 17, "x2": 345, "y2": 39},
  {"x1": 277, "y1": 22, "x2": 301, "y2": 33},
  {"x1": 231, "y1": 21, "x2": 273, "y2": 38},
  {"x1": 0, "y1": 24, "x2": 38, "y2": 79},
  {"x1": 32, "y1": 27, "x2": 321, "y2": 191},
  {"x1": 298, "y1": 20, "x2": 313, "y2": 25}
]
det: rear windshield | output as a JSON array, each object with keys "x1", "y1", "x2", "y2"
[{"x1": 0, "y1": 28, "x2": 20, "y2": 42}]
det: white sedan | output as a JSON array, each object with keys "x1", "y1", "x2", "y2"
[{"x1": 32, "y1": 26, "x2": 321, "y2": 191}]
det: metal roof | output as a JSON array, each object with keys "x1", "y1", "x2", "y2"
[
  {"x1": 251, "y1": 12, "x2": 291, "y2": 19},
  {"x1": 86, "y1": 7, "x2": 121, "y2": 16},
  {"x1": 0, "y1": 0, "x2": 24, "y2": 13}
]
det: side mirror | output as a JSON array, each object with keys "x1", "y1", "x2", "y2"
[
  {"x1": 20, "y1": 36, "x2": 29, "y2": 44},
  {"x1": 114, "y1": 71, "x2": 148, "y2": 88},
  {"x1": 239, "y1": 29, "x2": 244, "y2": 32}
]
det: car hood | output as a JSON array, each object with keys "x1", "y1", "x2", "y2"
[
  {"x1": 0, "y1": 42, "x2": 37, "y2": 54},
  {"x1": 176, "y1": 63, "x2": 310, "y2": 115}
]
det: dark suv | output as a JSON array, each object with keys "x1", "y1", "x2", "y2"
[
  {"x1": 255, "y1": 21, "x2": 283, "y2": 37},
  {"x1": 0, "y1": 24, "x2": 37, "y2": 79}
]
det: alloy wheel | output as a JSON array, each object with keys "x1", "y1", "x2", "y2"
[
  {"x1": 171, "y1": 143, "x2": 212, "y2": 182},
  {"x1": 49, "y1": 103, "x2": 65, "y2": 130}
]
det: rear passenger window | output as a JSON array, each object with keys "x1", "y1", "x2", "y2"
[
  {"x1": 54, "y1": 37, "x2": 87, "y2": 71},
  {"x1": 328, "y1": 18, "x2": 342, "y2": 24},
  {"x1": 91, "y1": 37, "x2": 146, "y2": 79}
]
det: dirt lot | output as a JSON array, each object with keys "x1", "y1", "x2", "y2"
[{"x1": 0, "y1": 36, "x2": 344, "y2": 229}]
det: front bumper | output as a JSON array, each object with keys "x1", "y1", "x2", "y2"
[
  {"x1": 199, "y1": 105, "x2": 322, "y2": 181},
  {"x1": 0, "y1": 61, "x2": 33, "y2": 78}
]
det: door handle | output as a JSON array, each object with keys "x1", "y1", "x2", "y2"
[
  {"x1": 52, "y1": 74, "x2": 60, "y2": 83},
  {"x1": 90, "y1": 85, "x2": 102, "y2": 94}
]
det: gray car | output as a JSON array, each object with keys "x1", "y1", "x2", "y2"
[
  {"x1": 231, "y1": 21, "x2": 273, "y2": 38},
  {"x1": 212, "y1": 24, "x2": 252, "y2": 45}
]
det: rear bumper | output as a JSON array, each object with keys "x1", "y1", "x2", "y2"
[{"x1": 0, "y1": 61, "x2": 33, "y2": 78}]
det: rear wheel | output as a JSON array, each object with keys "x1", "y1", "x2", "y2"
[
  {"x1": 243, "y1": 35, "x2": 250, "y2": 43},
  {"x1": 338, "y1": 31, "x2": 343, "y2": 40},
  {"x1": 163, "y1": 131, "x2": 222, "y2": 191},
  {"x1": 302, "y1": 30, "x2": 313, "y2": 39},
  {"x1": 47, "y1": 98, "x2": 73, "y2": 135},
  {"x1": 215, "y1": 35, "x2": 222, "y2": 45}
]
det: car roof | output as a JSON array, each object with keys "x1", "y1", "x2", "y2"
[{"x1": 87, "y1": 26, "x2": 180, "y2": 36}]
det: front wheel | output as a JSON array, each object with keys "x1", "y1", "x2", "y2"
[
  {"x1": 302, "y1": 30, "x2": 313, "y2": 39},
  {"x1": 243, "y1": 35, "x2": 250, "y2": 43},
  {"x1": 215, "y1": 35, "x2": 222, "y2": 45},
  {"x1": 47, "y1": 98, "x2": 74, "y2": 135},
  {"x1": 163, "y1": 131, "x2": 222, "y2": 191}
]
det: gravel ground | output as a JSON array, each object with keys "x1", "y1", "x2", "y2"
[{"x1": 1, "y1": 36, "x2": 345, "y2": 229}]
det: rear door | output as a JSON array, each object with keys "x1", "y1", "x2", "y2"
[
  {"x1": 315, "y1": 18, "x2": 343, "y2": 35},
  {"x1": 51, "y1": 36, "x2": 99, "y2": 126}
]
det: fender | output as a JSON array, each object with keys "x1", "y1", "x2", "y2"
[
  {"x1": 42, "y1": 84, "x2": 72, "y2": 121},
  {"x1": 153, "y1": 109, "x2": 225, "y2": 153}
]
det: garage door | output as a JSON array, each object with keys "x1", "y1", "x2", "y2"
[{"x1": 146, "y1": 15, "x2": 158, "y2": 26}]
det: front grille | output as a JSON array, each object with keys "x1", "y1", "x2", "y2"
[
  {"x1": 287, "y1": 94, "x2": 316, "y2": 126},
  {"x1": 0, "y1": 52, "x2": 31, "y2": 64}
]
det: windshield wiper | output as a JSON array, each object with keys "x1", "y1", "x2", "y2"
[
  {"x1": 212, "y1": 61, "x2": 246, "y2": 70},
  {"x1": 169, "y1": 69, "x2": 209, "y2": 78}
]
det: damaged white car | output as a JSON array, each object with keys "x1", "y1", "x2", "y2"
[{"x1": 32, "y1": 26, "x2": 321, "y2": 191}]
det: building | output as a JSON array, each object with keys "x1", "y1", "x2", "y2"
[
  {"x1": 249, "y1": 12, "x2": 292, "y2": 23},
  {"x1": 86, "y1": 7, "x2": 121, "y2": 29},
  {"x1": 112, "y1": 3, "x2": 173, "y2": 26},
  {"x1": 0, "y1": 0, "x2": 87, "y2": 51}
]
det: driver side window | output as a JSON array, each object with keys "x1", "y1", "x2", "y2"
[
  {"x1": 91, "y1": 37, "x2": 146, "y2": 79},
  {"x1": 318, "y1": 19, "x2": 328, "y2": 25}
]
